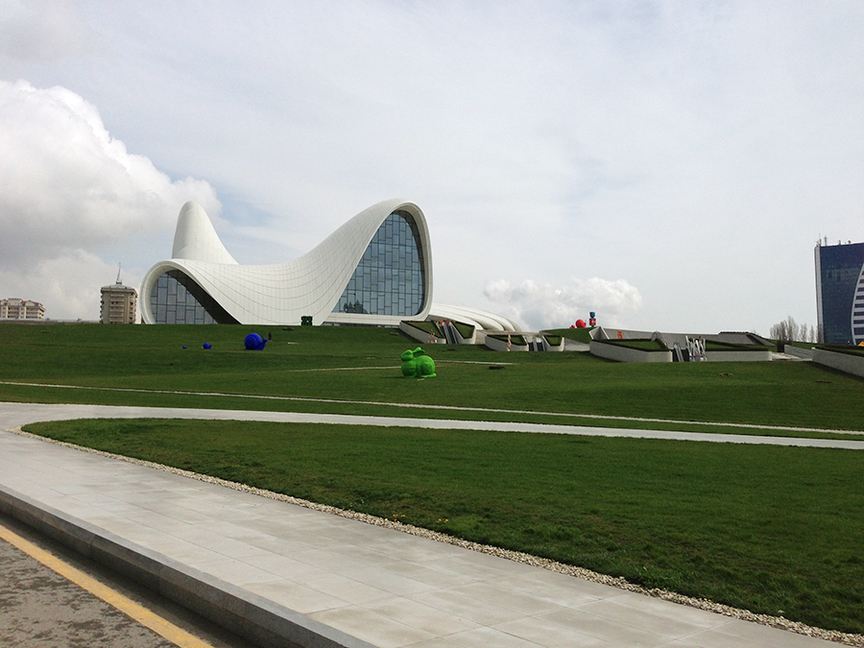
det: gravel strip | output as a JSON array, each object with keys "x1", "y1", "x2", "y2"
[{"x1": 10, "y1": 426, "x2": 863, "y2": 646}]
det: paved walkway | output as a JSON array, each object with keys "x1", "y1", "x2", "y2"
[
  {"x1": 0, "y1": 403, "x2": 847, "y2": 647},
  {"x1": 1, "y1": 402, "x2": 862, "y2": 450}
]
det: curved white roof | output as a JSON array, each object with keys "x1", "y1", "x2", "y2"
[
  {"x1": 428, "y1": 303, "x2": 520, "y2": 332},
  {"x1": 171, "y1": 201, "x2": 238, "y2": 264},
  {"x1": 141, "y1": 199, "x2": 433, "y2": 326}
]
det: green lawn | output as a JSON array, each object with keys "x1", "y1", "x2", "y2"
[
  {"x1": 4, "y1": 322, "x2": 864, "y2": 635},
  {"x1": 1, "y1": 323, "x2": 863, "y2": 433}
]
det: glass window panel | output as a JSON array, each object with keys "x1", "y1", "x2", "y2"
[
  {"x1": 149, "y1": 270, "x2": 238, "y2": 324},
  {"x1": 332, "y1": 211, "x2": 426, "y2": 317}
]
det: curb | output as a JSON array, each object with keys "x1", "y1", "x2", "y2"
[{"x1": 0, "y1": 485, "x2": 374, "y2": 648}]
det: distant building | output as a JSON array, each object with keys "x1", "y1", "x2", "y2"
[
  {"x1": 101, "y1": 277, "x2": 138, "y2": 324},
  {"x1": 0, "y1": 298, "x2": 45, "y2": 320},
  {"x1": 815, "y1": 240, "x2": 864, "y2": 344},
  {"x1": 140, "y1": 200, "x2": 517, "y2": 330}
]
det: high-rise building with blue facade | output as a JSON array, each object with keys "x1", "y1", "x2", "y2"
[{"x1": 815, "y1": 241, "x2": 864, "y2": 344}]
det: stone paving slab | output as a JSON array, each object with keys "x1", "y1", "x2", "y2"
[{"x1": 0, "y1": 403, "x2": 845, "y2": 647}]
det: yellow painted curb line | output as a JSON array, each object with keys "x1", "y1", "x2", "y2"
[{"x1": 0, "y1": 521, "x2": 213, "y2": 648}]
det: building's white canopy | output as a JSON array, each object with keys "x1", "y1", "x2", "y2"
[
  {"x1": 428, "y1": 303, "x2": 518, "y2": 332},
  {"x1": 141, "y1": 199, "x2": 433, "y2": 326},
  {"x1": 141, "y1": 198, "x2": 520, "y2": 331}
]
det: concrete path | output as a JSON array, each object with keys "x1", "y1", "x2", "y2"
[
  {"x1": 1, "y1": 402, "x2": 862, "y2": 450},
  {"x1": 0, "y1": 402, "x2": 848, "y2": 647}
]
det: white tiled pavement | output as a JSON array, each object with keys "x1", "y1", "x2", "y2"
[{"x1": 0, "y1": 403, "x2": 847, "y2": 647}]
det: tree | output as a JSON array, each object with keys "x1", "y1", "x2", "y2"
[{"x1": 769, "y1": 316, "x2": 815, "y2": 346}]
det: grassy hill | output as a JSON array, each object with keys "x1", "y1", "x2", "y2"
[{"x1": 1, "y1": 322, "x2": 862, "y2": 433}]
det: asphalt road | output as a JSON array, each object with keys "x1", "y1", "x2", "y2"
[{"x1": 0, "y1": 515, "x2": 255, "y2": 648}]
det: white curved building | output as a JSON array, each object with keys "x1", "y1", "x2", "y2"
[{"x1": 141, "y1": 199, "x2": 518, "y2": 331}]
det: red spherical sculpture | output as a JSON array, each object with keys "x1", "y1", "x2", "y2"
[{"x1": 575, "y1": 319, "x2": 586, "y2": 328}]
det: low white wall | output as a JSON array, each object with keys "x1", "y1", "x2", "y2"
[
  {"x1": 543, "y1": 336, "x2": 565, "y2": 352},
  {"x1": 812, "y1": 348, "x2": 864, "y2": 378},
  {"x1": 484, "y1": 335, "x2": 529, "y2": 352},
  {"x1": 590, "y1": 341, "x2": 672, "y2": 363},
  {"x1": 453, "y1": 325, "x2": 476, "y2": 345},
  {"x1": 399, "y1": 321, "x2": 443, "y2": 344},
  {"x1": 783, "y1": 345, "x2": 814, "y2": 360},
  {"x1": 705, "y1": 350, "x2": 773, "y2": 362}
]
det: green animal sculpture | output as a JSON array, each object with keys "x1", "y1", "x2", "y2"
[{"x1": 400, "y1": 347, "x2": 436, "y2": 378}]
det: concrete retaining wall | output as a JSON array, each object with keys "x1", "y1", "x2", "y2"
[
  {"x1": 484, "y1": 335, "x2": 529, "y2": 352},
  {"x1": 705, "y1": 350, "x2": 773, "y2": 362},
  {"x1": 783, "y1": 345, "x2": 815, "y2": 360},
  {"x1": 590, "y1": 341, "x2": 672, "y2": 363},
  {"x1": 447, "y1": 322, "x2": 476, "y2": 344},
  {"x1": 812, "y1": 348, "x2": 864, "y2": 378},
  {"x1": 399, "y1": 321, "x2": 443, "y2": 345},
  {"x1": 543, "y1": 335, "x2": 565, "y2": 352}
]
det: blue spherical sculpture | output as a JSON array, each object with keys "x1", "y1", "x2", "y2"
[
  {"x1": 202, "y1": 343, "x2": 212, "y2": 349},
  {"x1": 244, "y1": 333, "x2": 267, "y2": 351}
]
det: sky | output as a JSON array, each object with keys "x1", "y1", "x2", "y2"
[{"x1": 0, "y1": 1, "x2": 862, "y2": 333}]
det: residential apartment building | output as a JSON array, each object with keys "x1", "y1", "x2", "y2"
[
  {"x1": 0, "y1": 298, "x2": 45, "y2": 320},
  {"x1": 101, "y1": 280, "x2": 138, "y2": 324}
]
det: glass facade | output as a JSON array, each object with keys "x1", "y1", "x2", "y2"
[
  {"x1": 853, "y1": 264, "x2": 864, "y2": 344},
  {"x1": 150, "y1": 270, "x2": 238, "y2": 324},
  {"x1": 332, "y1": 211, "x2": 426, "y2": 317},
  {"x1": 816, "y1": 242, "x2": 864, "y2": 344}
]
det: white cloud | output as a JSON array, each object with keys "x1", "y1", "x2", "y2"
[
  {"x1": 0, "y1": 79, "x2": 219, "y2": 314},
  {"x1": 484, "y1": 277, "x2": 642, "y2": 331}
]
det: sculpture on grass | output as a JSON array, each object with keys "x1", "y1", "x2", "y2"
[
  {"x1": 400, "y1": 347, "x2": 436, "y2": 378},
  {"x1": 244, "y1": 333, "x2": 267, "y2": 350}
]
